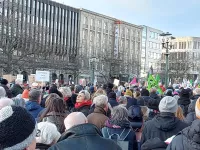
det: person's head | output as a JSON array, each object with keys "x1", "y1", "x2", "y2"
[
  {"x1": 180, "y1": 89, "x2": 190, "y2": 98},
  {"x1": 111, "y1": 105, "x2": 129, "y2": 123},
  {"x1": 195, "y1": 97, "x2": 200, "y2": 119},
  {"x1": 141, "y1": 88, "x2": 150, "y2": 96},
  {"x1": 31, "y1": 82, "x2": 39, "y2": 89},
  {"x1": 0, "y1": 79, "x2": 8, "y2": 86},
  {"x1": 150, "y1": 87, "x2": 157, "y2": 94},
  {"x1": 75, "y1": 85, "x2": 83, "y2": 93},
  {"x1": 165, "y1": 89, "x2": 173, "y2": 96},
  {"x1": 113, "y1": 86, "x2": 118, "y2": 92},
  {"x1": 70, "y1": 85, "x2": 75, "y2": 92},
  {"x1": 159, "y1": 96, "x2": 178, "y2": 113},
  {"x1": 108, "y1": 92, "x2": 116, "y2": 99},
  {"x1": 91, "y1": 88, "x2": 106, "y2": 101},
  {"x1": 193, "y1": 88, "x2": 200, "y2": 96},
  {"x1": 12, "y1": 97, "x2": 25, "y2": 108},
  {"x1": 36, "y1": 122, "x2": 61, "y2": 146},
  {"x1": 118, "y1": 96, "x2": 127, "y2": 105},
  {"x1": 0, "y1": 106, "x2": 37, "y2": 150},
  {"x1": 45, "y1": 93, "x2": 61, "y2": 107},
  {"x1": 0, "y1": 86, "x2": 6, "y2": 98},
  {"x1": 175, "y1": 106, "x2": 185, "y2": 120},
  {"x1": 107, "y1": 83, "x2": 114, "y2": 89},
  {"x1": 134, "y1": 91, "x2": 141, "y2": 98},
  {"x1": 59, "y1": 87, "x2": 72, "y2": 98},
  {"x1": 0, "y1": 97, "x2": 13, "y2": 109},
  {"x1": 93, "y1": 95, "x2": 108, "y2": 111},
  {"x1": 76, "y1": 90, "x2": 90, "y2": 103},
  {"x1": 124, "y1": 89, "x2": 133, "y2": 97},
  {"x1": 49, "y1": 86, "x2": 63, "y2": 98},
  {"x1": 15, "y1": 79, "x2": 22, "y2": 85},
  {"x1": 64, "y1": 112, "x2": 88, "y2": 130},
  {"x1": 29, "y1": 89, "x2": 42, "y2": 104},
  {"x1": 89, "y1": 86, "x2": 95, "y2": 94}
]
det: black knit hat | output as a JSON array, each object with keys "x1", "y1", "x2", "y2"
[
  {"x1": 0, "y1": 79, "x2": 8, "y2": 85},
  {"x1": 0, "y1": 106, "x2": 37, "y2": 150}
]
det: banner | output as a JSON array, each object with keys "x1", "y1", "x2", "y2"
[
  {"x1": 113, "y1": 79, "x2": 120, "y2": 86},
  {"x1": 17, "y1": 74, "x2": 23, "y2": 84},
  {"x1": 130, "y1": 77, "x2": 137, "y2": 85},
  {"x1": 35, "y1": 70, "x2": 50, "y2": 82},
  {"x1": 114, "y1": 22, "x2": 120, "y2": 58}
]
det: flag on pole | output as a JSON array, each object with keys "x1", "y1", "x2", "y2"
[{"x1": 130, "y1": 77, "x2": 137, "y2": 85}]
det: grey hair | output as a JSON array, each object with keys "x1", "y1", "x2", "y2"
[
  {"x1": 193, "y1": 88, "x2": 200, "y2": 95},
  {"x1": 111, "y1": 105, "x2": 128, "y2": 121},
  {"x1": 93, "y1": 95, "x2": 108, "y2": 107},
  {"x1": 29, "y1": 89, "x2": 41, "y2": 101},
  {"x1": 59, "y1": 87, "x2": 72, "y2": 97},
  {"x1": 118, "y1": 96, "x2": 127, "y2": 104},
  {"x1": 12, "y1": 98, "x2": 25, "y2": 108},
  {"x1": 79, "y1": 90, "x2": 90, "y2": 100},
  {"x1": 15, "y1": 79, "x2": 22, "y2": 85}
]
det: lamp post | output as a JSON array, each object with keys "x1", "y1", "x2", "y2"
[{"x1": 160, "y1": 32, "x2": 175, "y2": 87}]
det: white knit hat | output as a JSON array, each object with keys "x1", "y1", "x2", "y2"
[
  {"x1": 36, "y1": 122, "x2": 61, "y2": 145},
  {"x1": 159, "y1": 96, "x2": 178, "y2": 113}
]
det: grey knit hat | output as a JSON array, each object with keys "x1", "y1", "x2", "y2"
[{"x1": 159, "y1": 96, "x2": 178, "y2": 113}]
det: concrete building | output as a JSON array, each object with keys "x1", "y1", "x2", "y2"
[
  {"x1": 78, "y1": 8, "x2": 142, "y2": 84},
  {"x1": 160, "y1": 37, "x2": 200, "y2": 82},
  {"x1": 0, "y1": 0, "x2": 80, "y2": 83},
  {"x1": 141, "y1": 26, "x2": 163, "y2": 78}
]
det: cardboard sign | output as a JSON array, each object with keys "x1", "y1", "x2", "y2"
[
  {"x1": 28, "y1": 74, "x2": 36, "y2": 86},
  {"x1": 17, "y1": 74, "x2": 23, "y2": 83},
  {"x1": 35, "y1": 70, "x2": 50, "y2": 82},
  {"x1": 113, "y1": 79, "x2": 120, "y2": 86}
]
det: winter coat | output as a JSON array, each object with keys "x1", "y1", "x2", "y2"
[
  {"x1": 137, "y1": 96, "x2": 145, "y2": 106},
  {"x1": 87, "y1": 106, "x2": 109, "y2": 129},
  {"x1": 0, "y1": 84, "x2": 12, "y2": 98},
  {"x1": 141, "y1": 137, "x2": 168, "y2": 150},
  {"x1": 71, "y1": 93, "x2": 78, "y2": 106},
  {"x1": 25, "y1": 101, "x2": 44, "y2": 119},
  {"x1": 125, "y1": 96, "x2": 137, "y2": 109},
  {"x1": 141, "y1": 112, "x2": 188, "y2": 145},
  {"x1": 102, "y1": 122, "x2": 137, "y2": 150},
  {"x1": 184, "y1": 112, "x2": 197, "y2": 125},
  {"x1": 167, "y1": 120, "x2": 200, "y2": 150},
  {"x1": 188, "y1": 95, "x2": 200, "y2": 113},
  {"x1": 36, "y1": 143, "x2": 50, "y2": 150},
  {"x1": 148, "y1": 94, "x2": 161, "y2": 111},
  {"x1": 49, "y1": 124, "x2": 122, "y2": 150},
  {"x1": 42, "y1": 112, "x2": 68, "y2": 133},
  {"x1": 11, "y1": 84, "x2": 23, "y2": 97},
  {"x1": 178, "y1": 97, "x2": 191, "y2": 116},
  {"x1": 150, "y1": 93, "x2": 161, "y2": 102},
  {"x1": 72, "y1": 105, "x2": 91, "y2": 116},
  {"x1": 108, "y1": 98, "x2": 119, "y2": 108}
]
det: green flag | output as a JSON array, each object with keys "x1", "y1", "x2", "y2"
[
  {"x1": 190, "y1": 79, "x2": 193, "y2": 85},
  {"x1": 155, "y1": 74, "x2": 160, "y2": 84}
]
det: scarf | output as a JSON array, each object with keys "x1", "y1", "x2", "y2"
[
  {"x1": 105, "y1": 119, "x2": 131, "y2": 129},
  {"x1": 64, "y1": 97, "x2": 69, "y2": 101},
  {"x1": 75, "y1": 100, "x2": 92, "y2": 109}
]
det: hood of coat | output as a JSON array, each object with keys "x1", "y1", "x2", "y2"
[
  {"x1": 150, "y1": 93, "x2": 160, "y2": 100},
  {"x1": 190, "y1": 95, "x2": 200, "y2": 101},
  {"x1": 153, "y1": 112, "x2": 180, "y2": 131},
  {"x1": 58, "y1": 123, "x2": 102, "y2": 142},
  {"x1": 178, "y1": 97, "x2": 191, "y2": 106},
  {"x1": 141, "y1": 137, "x2": 167, "y2": 150},
  {"x1": 94, "y1": 106, "x2": 107, "y2": 116},
  {"x1": 25, "y1": 101, "x2": 41, "y2": 111},
  {"x1": 182, "y1": 119, "x2": 200, "y2": 146}
]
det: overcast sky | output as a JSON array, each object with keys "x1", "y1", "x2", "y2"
[{"x1": 54, "y1": 0, "x2": 200, "y2": 37}]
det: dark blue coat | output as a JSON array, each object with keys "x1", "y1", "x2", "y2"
[
  {"x1": 25, "y1": 101, "x2": 44, "y2": 119},
  {"x1": 108, "y1": 98, "x2": 119, "y2": 108},
  {"x1": 125, "y1": 96, "x2": 137, "y2": 109}
]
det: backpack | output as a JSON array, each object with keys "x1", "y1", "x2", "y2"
[
  {"x1": 128, "y1": 105, "x2": 143, "y2": 121},
  {"x1": 105, "y1": 128, "x2": 131, "y2": 150}
]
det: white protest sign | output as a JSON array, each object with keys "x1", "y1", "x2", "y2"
[
  {"x1": 113, "y1": 79, "x2": 120, "y2": 86},
  {"x1": 35, "y1": 70, "x2": 50, "y2": 82},
  {"x1": 17, "y1": 74, "x2": 23, "y2": 83}
]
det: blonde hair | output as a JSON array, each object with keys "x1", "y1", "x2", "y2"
[
  {"x1": 175, "y1": 106, "x2": 185, "y2": 120},
  {"x1": 91, "y1": 88, "x2": 106, "y2": 101},
  {"x1": 134, "y1": 91, "x2": 141, "y2": 99}
]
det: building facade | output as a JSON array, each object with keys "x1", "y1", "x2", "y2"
[
  {"x1": 160, "y1": 37, "x2": 200, "y2": 82},
  {"x1": 78, "y1": 8, "x2": 142, "y2": 84},
  {"x1": 0, "y1": 0, "x2": 80, "y2": 83},
  {"x1": 141, "y1": 26, "x2": 163, "y2": 78}
]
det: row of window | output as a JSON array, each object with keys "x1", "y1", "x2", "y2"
[
  {"x1": 161, "y1": 52, "x2": 200, "y2": 60},
  {"x1": 149, "y1": 31, "x2": 160, "y2": 40},
  {"x1": 172, "y1": 41, "x2": 200, "y2": 49},
  {"x1": 148, "y1": 52, "x2": 161, "y2": 59},
  {"x1": 148, "y1": 41, "x2": 161, "y2": 49}
]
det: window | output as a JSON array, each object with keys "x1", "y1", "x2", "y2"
[
  {"x1": 97, "y1": 20, "x2": 101, "y2": 27},
  {"x1": 103, "y1": 22, "x2": 108, "y2": 30},
  {"x1": 90, "y1": 18, "x2": 94, "y2": 26},
  {"x1": 193, "y1": 41, "x2": 197, "y2": 49},
  {"x1": 83, "y1": 16, "x2": 88, "y2": 25}
]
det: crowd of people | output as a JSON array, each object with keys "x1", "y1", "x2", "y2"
[{"x1": 0, "y1": 78, "x2": 200, "y2": 150}]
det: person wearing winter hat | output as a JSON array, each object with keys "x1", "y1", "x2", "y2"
[
  {"x1": 124, "y1": 89, "x2": 137, "y2": 109},
  {"x1": 141, "y1": 96, "x2": 188, "y2": 145},
  {"x1": 108, "y1": 92, "x2": 118, "y2": 108},
  {"x1": 0, "y1": 79, "x2": 12, "y2": 98},
  {"x1": 36, "y1": 122, "x2": 61, "y2": 149},
  {"x1": 178, "y1": 88, "x2": 191, "y2": 116},
  {"x1": 0, "y1": 86, "x2": 6, "y2": 98},
  {"x1": 0, "y1": 97, "x2": 13, "y2": 110},
  {"x1": 0, "y1": 106, "x2": 37, "y2": 150}
]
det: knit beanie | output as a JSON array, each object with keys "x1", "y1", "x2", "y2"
[
  {"x1": 125, "y1": 89, "x2": 133, "y2": 97},
  {"x1": 36, "y1": 122, "x2": 61, "y2": 145},
  {"x1": 22, "y1": 89, "x2": 29, "y2": 99},
  {"x1": 195, "y1": 98, "x2": 200, "y2": 119},
  {"x1": 0, "y1": 106, "x2": 37, "y2": 150},
  {"x1": 159, "y1": 96, "x2": 178, "y2": 113},
  {"x1": 0, "y1": 86, "x2": 6, "y2": 98}
]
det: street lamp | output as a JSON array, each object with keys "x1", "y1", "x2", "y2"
[
  {"x1": 89, "y1": 57, "x2": 99, "y2": 85},
  {"x1": 160, "y1": 32, "x2": 175, "y2": 87}
]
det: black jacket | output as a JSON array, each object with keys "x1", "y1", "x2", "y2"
[
  {"x1": 167, "y1": 120, "x2": 200, "y2": 150},
  {"x1": 108, "y1": 98, "x2": 119, "y2": 108},
  {"x1": 11, "y1": 84, "x2": 23, "y2": 97},
  {"x1": 141, "y1": 137, "x2": 167, "y2": 150},
  {"x1": 0, "y1": 84, "x2": 12, "y2": 98},
  {"x1": 141, "y1": 112, "x2": 188, "y2": 145},
  {"x1": 148, "y1": 94, "x2": 161, "y2": 111},
  {"x1": 188, "y1": 95, "x2": 200, "y2": 113},
  {"x1": 184, "y1": 112, "x2": 196, "y2": 125},
  {"x1": 49, "y1": 123, "x2": 122, "y2": 150},
  {"x1": 137, "y1": 97, "x2": 145, "y2": 106},
  {"x1": 125, "y1": 96, "x2": 137, "y2": 109},
  {"x1": 72, "y1": 105, "x2": 91, "y2": 117}
]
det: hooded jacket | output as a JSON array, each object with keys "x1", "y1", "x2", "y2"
[
  {"x1": 141, "y1": 137, "x2": 168, "y2": 150},
  {"x1": 25, "y1": 101, "x2": 44, "y2": 119},
  {"x1": 11, "y1": 84, "x2": 23, "y2": 97},
  {"x1": 141, "y1": 112, "x2": 188, "y2": 145},
  {"x1": 188, "y1": 94, "x2": 200, "y2": 113},
  {"x1": 49, "y1": 124, "x2": 122, "y2": 150},
  {"x1": 125, "y1": 96, "x2": 137, "y2": 109},
  {"x1": 167, "y1": 119, "x2": 200, "y2": 150},
  {"x1": 184, "y1": 112, "x2": 197, "y2": 125}
]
